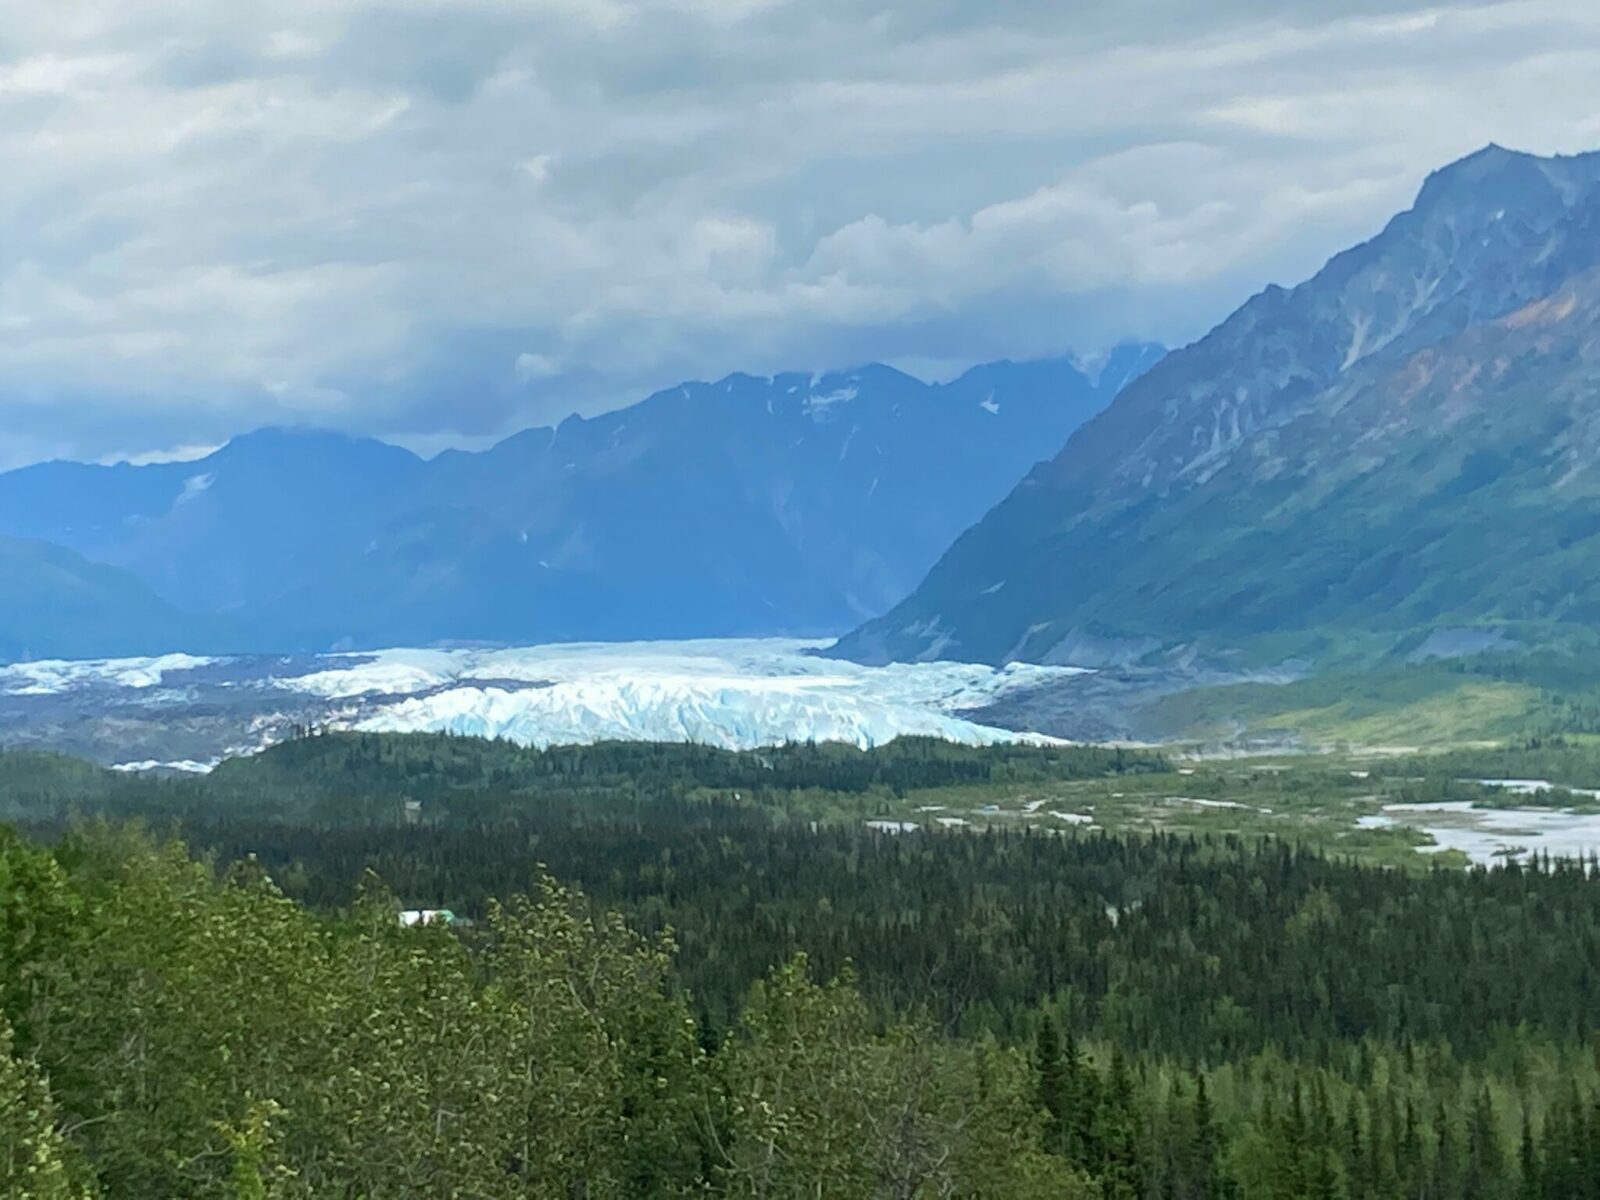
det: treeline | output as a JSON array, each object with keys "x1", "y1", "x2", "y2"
[
  {"x1": 216, "y1": 730, "x2": 1168, "y2": 811},
  {"x1": 0, "y1": 733, "x2": 1167, "y2": 827},
  {"x1": 1377, "y1": 734, "x2": 1600, "y2": 792}
]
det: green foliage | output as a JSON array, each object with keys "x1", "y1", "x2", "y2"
[
  {"x1": 0, "y1": 1013, "x2": 93, "y2": 1199},
  {"x1": 6, "y1": 735, "x2": 1600, "y2": 1196},
  {"x1": 0, "y1": 731, "x2": 1167, "y2": 827},
  {"x1": 1140, "y1": 645, "x2": 1600, "y2": 749},
  {"x1": 711, "y1": 956, "x2": 1095, "y2": 1198},
  {"x1": 1379, "y1": 734, "x2": 1600, "y2": 791},
  {"x1": 1, "y1": 827, "x2": 708, "y2": 1198},
  {"x1": 1139, "y1": 663, "x2": 1541, "y2": 746},
  {"x1": 0, "y1": 823, "x2": 1109, "y2": 1197},
  {"x1": 120, "y1": 819, "x2": 1600, "y2": 1064}
]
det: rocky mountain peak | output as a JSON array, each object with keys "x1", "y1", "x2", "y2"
[
  {"x1": 832, "y1": 145, "x2": 1600, "y2": 668},
  {"x1": 1042, "y1": 147, "x2": 1600, "y2": 501}
]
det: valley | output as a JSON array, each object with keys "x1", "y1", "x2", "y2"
[
  {"x1": 830, "y1": 748, "x2": 1600, "y2": 867},
  {"x1": 8, "y1": 5, "x2": 1600, "y2": 1193},
  {"x1": 13, "y1": 642, "x2": 1600, "y2": 867},
  {"x1": 8, "y1": 728, "x2": 1600, "y2": 1195}
]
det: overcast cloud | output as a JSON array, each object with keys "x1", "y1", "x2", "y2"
[{"x1": 2, "y1": 0, "x2": 1599, "y2": 465}]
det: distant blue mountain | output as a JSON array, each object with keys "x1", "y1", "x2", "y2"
[
  {"x1": 0, "y1": 346, "x2": 1161, "y2": 657},
  {"x1": 0, "y1": 536, "x2": 210, "y2": 662}
]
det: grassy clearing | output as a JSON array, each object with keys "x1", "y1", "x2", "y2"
[
  {"x1": 1268, "y1": 680, "x2": 1537, "y2": 745},
  {"x1": 1139, "y1": 668, "x2": 1541, "y2": 747}
]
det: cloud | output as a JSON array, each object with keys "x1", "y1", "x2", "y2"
[
  {"x1": 513, "y1": 352, "x2": 560, "y2": 381},
  {"x1": 1, "y1": 0, "x2": 1598, "y2": 464}
]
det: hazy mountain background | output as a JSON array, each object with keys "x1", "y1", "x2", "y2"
[
  {"x1": 19, "y1": 140, "x2": 1600, "y2": 686},
  {"x1": 0, "y1": 537, "x2": 202, "y2": 662},
  {"x1": 834, "y1": 146, "x2": 1600, "y2": 670},
  {"x1": 0, "y1": 346, "x2": 1160, "y2": 659}
]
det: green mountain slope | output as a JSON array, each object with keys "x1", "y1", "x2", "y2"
[{"x1": 834, "y1": 145, "x2": 1600, "y2": 667}]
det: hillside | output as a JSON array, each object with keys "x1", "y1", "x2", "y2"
[
  {"x1": 834, "y1": 146, "x2": 1600, "y2": 667},
  {"x1": 0, "y1": 537, "x2": 209, "y2": 661}
]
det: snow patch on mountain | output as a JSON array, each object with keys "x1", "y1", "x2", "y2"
[
  {"x1": 176, "y1": 473, "x2": 215, "y2": 505},
  {"x1": 805, "y1": 386, "x2": 858, "y2": 419}
]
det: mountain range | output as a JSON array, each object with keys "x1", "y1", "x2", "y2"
[
  {"x1": 0, "y1": 346, "x2": 1161, "y2": 660},
  {"x1": 834, "y1": 145, "x2": 1600, "y2": 668},
  {"x1": 15, "y1": 142, "x2": 1598, "y2": 676}
]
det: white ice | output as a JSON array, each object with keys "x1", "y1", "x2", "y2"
[
  {"x1": 0, "y1": 653, "x2": 215, "y2": 696},
  {"x1": 283, "y1": 638, "x2": 1085, "y2": 752},
  {"x1": 111, "y1": 758, "x2": 218, "y2": 774},
  {"x1": 6, "y1": 638, "x2": 1090, "y2": 756}
]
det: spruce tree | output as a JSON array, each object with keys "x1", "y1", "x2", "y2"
[
  {"x1": 1191, "y1": 1071, "x2": 1227, "y2": 1200},
  {"x1": 1096, "y1": 1049, "x2": 1143, "y2": 1200},
  {"x1": 1518, "y1": 1109, "x2": 1540, "y2": 1200},
  {"x1": 1465, "y1": 1087, "x2": 1504, "y2": 1200},
  {"x1": 1035, "y1": 1014, "x2": 1069, "y2": 1157}
]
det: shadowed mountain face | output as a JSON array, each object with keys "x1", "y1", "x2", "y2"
[
  {"x1": 0, "y1": 347, "x2": 1160, "y2": 658},
  {"x1": 833, "y1": 146, "x2": 1600, "y2": 667},
  {"x1": 0, "y1": 537, "x2": 209, "y2": 662}
]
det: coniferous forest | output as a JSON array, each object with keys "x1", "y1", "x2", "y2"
[{"x1": 4, "y1": 733, "x2": 1600, "y2": 1197}]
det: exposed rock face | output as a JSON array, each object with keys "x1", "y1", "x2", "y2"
[{"x1": 833, "y1": 146, "x2": 1600, "y2": 666}]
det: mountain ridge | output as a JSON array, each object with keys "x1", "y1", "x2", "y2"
[
  {"x1": 0, "y1": 344, "x2": 1162, "y2": 659},
  {"x1": 832, "y1": 145, "x2": 1600, "y2": 667},
  {"x1": 0, "y1": 536, "x2": 218, "y2": 662}
]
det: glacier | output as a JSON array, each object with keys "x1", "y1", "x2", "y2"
[
  {"x1": 0, "y1": 653, "x2": 216, "y2": 696},
  {"x1": 0, "y1": 638, "x2": 1091, "y2": 764},
  {"x1": 311, "y1": 639, "x2": 1088, "y2": 751}
]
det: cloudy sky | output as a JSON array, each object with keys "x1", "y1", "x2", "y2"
[{"x1": 2, "y1": 0, "x2": 1599, "y2": 466}]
